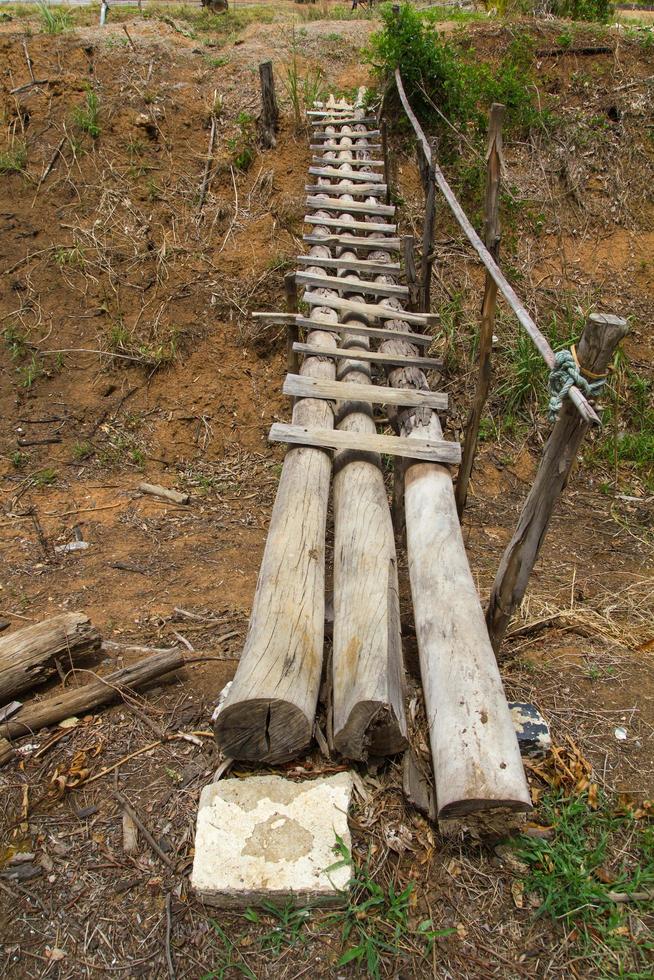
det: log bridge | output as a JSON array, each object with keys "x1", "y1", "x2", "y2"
[{"x1": 214, "y1": 91, "x2": 531, "y2": 830}]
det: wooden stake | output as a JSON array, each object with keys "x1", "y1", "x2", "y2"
[
  {"x1": 197, "y1": 113, "x2": 217, "y2": 215},
  {"x1": 486, "y1": 313, "x2": 629, "y2": 652},
  {"x1": 420, "y1": 141, "x2": 437, "y2": 314},
  {"x1": 284, "y1": 272, "x2": 299, "y2": 376},
  {"x1": 455, "y1": 103, "x2": 504, "y2": 518},
  {"x1": 257, "y1": 61, "x2": 278, "y2": 150},
  {"x1": 401, "y1": 235, "x2": 420, "y2": 313},
  {"x1": 381, "y1": 118, "x2": 391, "y2": 205}
]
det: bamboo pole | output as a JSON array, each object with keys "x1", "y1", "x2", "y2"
[
  {"x1": 455, "y1": 103, "x2": 505, "y2": 518},
  {"x1": 486, "y1": 313, "x2": 629, "y2": 652}
]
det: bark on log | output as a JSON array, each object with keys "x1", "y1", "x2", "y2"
[
  {"x1": 0, "y1": 613, "x2": 101, "y2": 703},
  {"x1": 486, "y1": 313, "x2": 629, "y2": 652},
  {"x1": 1, "y1": 648, "x2": 185, "y2": 741},
  {"x1": 257, "y1": 61, "x2": 278, "y2": 150}
]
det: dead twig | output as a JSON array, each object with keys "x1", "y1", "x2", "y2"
[{"x1": 110, "y1": 786, "x2": 175, "y2": 870}]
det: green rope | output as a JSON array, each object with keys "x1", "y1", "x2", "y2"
[{"x1": 547, "y1": 349, "x2": 606, "y2": 422}]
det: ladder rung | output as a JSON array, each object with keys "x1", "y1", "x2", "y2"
[
  {"x1": 296, "y1": 255, "x2": 401, "y2": 275},
  {"x1": 294, "y1": 342, "x2": 443, "y2": 371},
  {"x1": 305, "y1": 215, "x2": 396, "y2": 234},
  {"x1": 305, "y1": 183, "x2": 387, "y2": 198},
  {"x1": 295, "y1": 271, "x2": 408, "y2": 299},
  {"x1": 311, "y1": 157, "x2": 384, "y2": 168},
  {"x1": 303, "y1": 234, "x2": 400, "y2": 252},
  {"x1": 313, "y1": 130, "x2": 381, "y2": 141},
  {"x1": 251, "y1": 313, "x2": 432, "y2": 347},
  {"x1": 309, "y1": 167, "x2": 384, "y2": 183},
  {"x1": 269, "y1": 423, "x2": 460, "y2": 465},
  {"x1": 311, "y1": 116, "x2": 377, "y2": 127},
  {"x1": 303, "y1": 291, "x2": 437, "y2": 327},
  {"x1": 310, "y1": 144, "x2": 383, "y2": 152},
  {"x1": 306, "y1": 197, "x2": 395, "y2": 218},
  {"x1": 284, "y1": 374, "x2": 447, "y2": 411}
]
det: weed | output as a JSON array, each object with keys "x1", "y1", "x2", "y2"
[
  {"x1": 515, "y1": 790, "x2": 654, "y2": 977},
  {"x1": 0, "y1": 140, "x2": 27, "y2": 175},
  {"x1": 145, "y1": 177, "x2": 163, "y2": 201},
  {"x1": 53, "y1": 245, "x2": 85, "y2": 268},
  {"x1": 244, "y1": 903, "x2": 310, "y2": 955},
  {"x1": 282, "y1": 28, "x2": 325, "y2": 132},
  {"x1": 3, "y1": 324, "x2": 29, "y2": 361},
  {"x1": 204, "y1": 920, "x2": 256, "y2": 979},
  {"x1": 552, "y1": 0, "x2": 612, "y2": 22},
  {"x1": 72, "y1": 441, "x2": 93, "y2": 461},
  {"x1": 11, "y1": 451, "x2": 28, "y2": 470},
  {"x1": 33, "y1": 468, "x2": 57, "y2": 486},
  {"x1": 204, "y1": 54, "x2": 229, "y2": 68},
  {"x1": 37, "y1": 1, "x2": 72, "y2": 34},
  {"x1": 326, "y1": 836, "x2": 454, "y2": 977},
  {"x1": 125, "y1": 137, "x2": 146, "y2": 158},
  {"x1": 73, "y1": 89, "x2": 101, "y2": 139},
  {"x1": 227, "y1": 111, "x2": 255, "y2": 172},
  {"x1": 17, "y1": 355, "x2": 43, "y2": 389}
]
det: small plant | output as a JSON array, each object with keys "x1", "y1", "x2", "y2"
[
  {"x1": 54, "y1": 245, "x2": 85, "y2": 268},
  {"x1": 0, "y1": 140, "x2": 27, "y2": 175},
  {"x1": 145, "y1": 177, "x2": 163, "y2": 202},
  {"x1": 227, "y1": 111, "x2": 255, "y2": 172},
  {"x1": 11, "y1": 451, "x2": 28, "y2": 470},
  {"x1": 73, "y1": 89, "x2": 101, "y2": 139},
  {"x1": 3, "y1": 324, "x2": 29, "y2": 361},
  {"x1": 282, "y1": 28, "x2": 325, "y2": 132},
  {"x1": 18, "y1": 355, "x2": 43, "y2": 389},
  {"x1": 244, "y1": 902, "x2": 310, "y2": 956},
  {"x1": 33, "y1": 468, "x2": 57, "y2": 487},
  {"x1": 72, "y1": 441, "x2": 93, "y2": 461},
  {"x1": 37, "y1": 1, "x2": 72, "y2": 34},
  {"x1": 125, "y1": 137, "x2": 146, "y2": 158}
]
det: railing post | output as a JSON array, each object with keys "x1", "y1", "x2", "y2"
[
  {"x1": 257, "y1": 61, "x2": 278, "y2": 150},
  {"x1": 486, "y1": 313, "x2": 629, "y2": 653},
  {"x1": 381, "y1": 118, "x2": 391, "y2": 206},
  {"x1": 401, "y1": 235, "x2": 420, "y2": 313},
  {"x1": 455, "y1": 103, "x2": 505, "y2": 518},
  {"x1": 420, "y1": 140, "x2": 437, "y2": 314},
  {"x1": 284, "y1": 272, "x2": 299, "y2": 377}
]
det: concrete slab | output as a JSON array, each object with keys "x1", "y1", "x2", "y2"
[{"x1": 191, "y1": 771, "x2": 353, "y2": 908}]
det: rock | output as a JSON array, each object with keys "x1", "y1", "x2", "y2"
[
  {"x1": 509, "y1": 702, "x2": 551, "y2": 758},
  {"x1": 191, "y1": 771, "x2": 353, "y2": 908}
]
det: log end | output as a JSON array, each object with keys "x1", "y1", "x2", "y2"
[
  {"x1": 333, "y1": 701, "x2": 407, "y2": 761},
  {"x1": 214, "y1": 698, "x2": 313, "y2": 764}
]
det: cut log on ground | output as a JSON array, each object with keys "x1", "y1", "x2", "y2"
[
  {"x1": 0, "y1": 612, "x2": 101, "y2": 703},
  {"x1": 1, "y1": 648, "x2": 185, "y2": 742}
]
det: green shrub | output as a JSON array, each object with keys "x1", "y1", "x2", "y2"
[
  {"x1": 367, "y1": 4, "x2": 543, "y2": 142},
  {"x1": 552, "y1": 0, "x2": 612, "y2": 23}
]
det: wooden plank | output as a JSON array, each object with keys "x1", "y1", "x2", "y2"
[
  {"x1": 269, "y1": 423, "x2": 461, "y2": 465},
  {"x1": 308, "y1": 166, "x2": 384, "y2": 183},
  {"x1": 311, "y1": 116, "x2": 377, "y2": 126},
  {"x1": 306, "y1": 197, "x2": 395, "y2": 217},
  {"x1": 252, "y1": 313, "x2": 432, "y2": 347},
  {"x1": 294, "y1": 342, "x2": 443, "y2": 371},
  {"x1": 310, "y1": 144, "x2": 383, "y2": 152},
  {"x1": 305, "y1": 215, "x2": 397, "y2": 234},
  {"x1": 305, "y1": 183, "x2": 387, "y2": 197},
  {"x1": 313, "y1": 130, "x2": 381, "y2": 140},
  {"x1": 296, "y1": 254, "x2": 401, "y2": 275},
  {"x1": 302, "y1": 290, "x2": 437, "y2": 327},
  {"x1": 295, "y1": 270, "x2": 408, "y2": 299},
  {"x1": 311, "y1": 157, "x2": 384, "y2": 169},
  {"x1": 303, "y1": 234, "x2": 400, "y2": 252},
  {"x1": 283, "y1": 374, "x2": 448, "y2": 410}
]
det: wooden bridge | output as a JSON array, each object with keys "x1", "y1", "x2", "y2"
[{"x1": 213, "y1": 89, "x2": 536, "y2": 832}]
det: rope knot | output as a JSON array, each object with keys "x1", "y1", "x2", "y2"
[{"x1": 547, "y1": 346, "x2": 607, "y2": 422}]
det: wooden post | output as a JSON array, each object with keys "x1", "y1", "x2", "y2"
[
  {"x1": 486, "y1": 313, "x2": 629, "y2": 652},
  {"x1": 284, "y1": 272, "x2": 299, "y2": 375},
  {"x1": 257, "y1": 61, "x2": 278, "y2": 150},
  {"x1": 401, "y1": 235, "x2": 420, "y2": 313},
  {"x1": 455, "y1": 103, "x2": 505, "y2": 518},
  {"x1": 420, "y1": 142, "x2": 437, "y2": 314},
  {"x1": 381, "y1": 118, "x2": 391, "y2": 206}
]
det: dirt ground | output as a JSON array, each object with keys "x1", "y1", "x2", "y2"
[{"x1": 0, "y1": 5, "x2": 652, "y2": 979}]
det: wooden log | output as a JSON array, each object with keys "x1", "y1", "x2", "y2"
[
  {"x1": 309, "y1": 143, "x2": 383, "y2": 152},
  {"x1": 312, "y1": 130, "x2": 381, "y2": 140},
  {"x1": 310, "y1": 116, "x2": 377, "y2": 126},
  {"x1": 296, "y1": 254, "x2": 401, "y2": 275},
  {"x1": 304, "y1": 215, "x2": 396, "y2": 234},
  {"x1": 306, "y1": 196, "x2": 394, "y2": 216},
  {"x1": 0, "y1": 613, "x2": 101, "y2": 703},
  {"x1": 214, "y1": 229, "x2": 341, "y2": 761},
  {"x1": 456, "y1": 104, "x2": 504, "y2": 519},
  {"x1": 269, "y1": 422, "x2": 461, "y2": 465},
  {"x1": 370, "y1": 263, "x2": 532, "y2": 828},
  {"x1": 301, "y1": 292, "x2": 435, "y2": 327},
  {"x1": 295, "y1": 270, "x2": 408, "y2": 299},
  {"x1": 257, "y1": 61, "x2": 278, "y2": 150},
  {"x1": 303, "y1": 233, "x2": 399, "y2": 252},
  {"x1": 486, "y1": 313, "x2": 629, "y2": 652},
  {"x1": 283, "y1": 374, "x2": 448, "y2": 410},
  {"x1": 1, "y1": 649, "x2": 185, "y2": 741},
  {"x1": 311, "y1": 157, "x2": 385, "y2": 169},
  {"x1": 329, "y1": 266, "x2": 407, "y2": 759},
  {"x1": 293, "y1": 342, "x2": 443, "y2": 371},
  {"x1": 139, "y1": 482, "x2": 190, "y2": 505}
]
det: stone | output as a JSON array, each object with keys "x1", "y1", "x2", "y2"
[
  {"x1": 191, "y1": 771, "x2": 353, "y2": 908},
  {"x1": 509, "y1": 702, "x2": 551, "y2": 758}
]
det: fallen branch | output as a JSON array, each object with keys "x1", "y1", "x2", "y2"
[
  {"x1": 110, "y1": 787, "x2": 175, "y2": 869},
  {"x1": 138, "y1": 482, "x2": 190, "y2": 505}
]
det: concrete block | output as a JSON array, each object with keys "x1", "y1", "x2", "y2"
[{"x1": 191, "y1": 771, "x2": 353, "y2": 908}]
